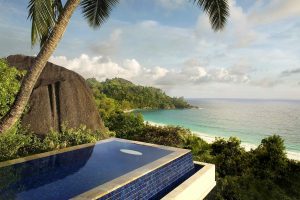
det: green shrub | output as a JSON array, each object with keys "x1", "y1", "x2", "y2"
[
  {"x1": 250, "y1": 135, "x2": 288, "y2": 179},
  {"x1": 0, "y1": 123, "x2": 40, "y2": 161},
  {"x1": 0, "y1": 59, "x2": 25, "y2": 119},
  {"x1": 0, "y1": 123, "x2": 111, "y2": 162},
  {"x1": 211, "y1": 137, "x2": 248, "y2": 177},
  {"x1": 182, "y1": 133, "x2": 212, "y2": 162},
  {"x1": 206, "y1": 136, "x2": 300, "y2": 200},
  {"x1": 140, "y1": 125, "x2": 189, "y2": 147},
  {"x1": 43, "y1": 124, "x2": 111, "y2": 151},
  {"x1": 106, "y1": 111, "x2": 144, "y2": 138}
]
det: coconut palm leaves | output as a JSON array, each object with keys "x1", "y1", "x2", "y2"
[
  {"x1": 28, "y1": 0, "x2": 119, "y2": 47},
  {"x1": 28, "y1": 0, "x2": 63, "y2": 47},
  {"x1": 28, "y1": 0, "x2": 228, "y2": 47},
  {"x1": 80, "y1": 0, "x2": 119, "y2": 28},
  {"x1": 195, "y1": 0, "x2": 229, "y2": 31}
]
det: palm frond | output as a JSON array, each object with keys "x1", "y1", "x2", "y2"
[
  {"x1": 80, "y1": 0, "x2": 119, "y2": 28},
  {"x1": 28, "y1": 0, "x2": 63, "y2": 47},
  {"x1": 53, "y1": 0, "x2": 64, "y2": 18},
  {"x1": 195, "y1": 0, "x2": 229, "y2": 31}
]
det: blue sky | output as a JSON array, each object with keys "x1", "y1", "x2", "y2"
[{"x1": 0, "y1": 0, "x2": 300, "y2": 99}]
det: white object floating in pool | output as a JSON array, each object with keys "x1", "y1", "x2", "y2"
[{"x1": 120, "y1": 149, "x2": 143, "y2": 156}]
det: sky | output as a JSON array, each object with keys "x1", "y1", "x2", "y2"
[{"x1": 0, "y1": 0, "x2": 300, "y2": 99}]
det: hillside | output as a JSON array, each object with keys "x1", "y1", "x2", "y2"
[{"x1": 86, "y1": 78, "x2": 193, "y2": 112}]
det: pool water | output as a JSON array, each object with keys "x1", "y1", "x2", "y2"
[{"x1": 0, "y1": 140, "x2": 173, "y2": 200}]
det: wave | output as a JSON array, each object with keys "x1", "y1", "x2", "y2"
[{"x1": 145, "y1": 120, "x2": 300, "y2": 161}]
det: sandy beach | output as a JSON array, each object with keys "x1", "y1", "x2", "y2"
[
  {"x1": 124, "y1": 109, "x2": 138, "y2": 113},
  {"x1": 145, "y1": 121, "x2": 300, "y2": 161}
]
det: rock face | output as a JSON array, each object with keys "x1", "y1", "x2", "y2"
[{"x1": 6, "y1": 55, "x2": 105, "y2": 135}]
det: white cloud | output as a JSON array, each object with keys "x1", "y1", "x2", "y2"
[
  {"x1": 195, "y1": 0, "x2": 266, "y2": 48},
  {"x1": 155, "y1": 0, "x2": 186, "y2": 10},
  {"x1": 48, "y1": 53, "x2": 299, "y2": 98},
  {"x1": 49, "y1": 54, "x2": 251, "y2": 87},
  {"x1": 49, "y1": 54, "x2": 167, "y2": 85},
  {"x1": 249, "y1": 0, "x2": 300, "y2": 25},
  {"x1": 151, "y1": 66, "x2": 169, "y2": 79},
  {"x1": 139, "y1": 20, "x2": 159, "y2": 28}
]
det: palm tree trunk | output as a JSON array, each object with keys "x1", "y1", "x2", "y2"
[{"x1": 0, "y1": 0, "x2": 81, "y2": 134}]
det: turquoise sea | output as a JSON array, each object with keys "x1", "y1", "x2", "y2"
[{"x1": 137, "y1": 99, "x2": 300, "y2": 155}]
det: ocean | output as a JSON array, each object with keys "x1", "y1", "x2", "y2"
[{"x1": 137, "y1": 99, "x2": 300, "y2": 159}]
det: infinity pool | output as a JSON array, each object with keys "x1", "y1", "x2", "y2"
[{"x1": 0, "y1": 138, "x2": 193, "y2": 200}]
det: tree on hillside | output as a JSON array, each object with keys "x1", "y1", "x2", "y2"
[
  {"x1": 211, "y1": 137, "x2": 247, "y2": 177},
  {"x1": 0, "y1": 0, "x2": 229, "y2": 133},
  {"x1": 250, "y1": 135, "x2": 288, "y2": 179}
]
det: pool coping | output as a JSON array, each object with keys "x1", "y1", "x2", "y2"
[
  {"x1": 0, "y1": 138, "x2": 114, "y2": 168},
  {"x1": 0, "y1": 138, "x2": 190, "y2": 200},
  {"x1": 162, "y1": 161, "x2": 216, "y2": 200}
]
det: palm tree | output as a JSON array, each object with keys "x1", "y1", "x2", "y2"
[{"x1": 0, "y1": 0, "x2": 229, "y2": 134}]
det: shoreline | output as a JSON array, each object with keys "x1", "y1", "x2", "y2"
[
  {"x1": 124, "y1": 109, "x2": 137, "y2": 113},
  {"x1": 145, "y1": 121, "x2": 300, "y2": 161}
]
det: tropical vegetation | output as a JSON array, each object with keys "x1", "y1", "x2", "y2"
[
  {"x1": 0, "y1": 123, "x2": 111, "y2": 162},
  {"x1": 87, "y1": 78, "x2": 193, "y2": 116}
]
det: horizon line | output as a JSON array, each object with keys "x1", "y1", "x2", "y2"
[{"x1": 185, "y1": 97, "x2": 300, "y2": 101}]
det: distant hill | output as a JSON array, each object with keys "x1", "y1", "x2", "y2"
[{"x1": 86, "y1": 78, "x2": 194, "y2": 111}]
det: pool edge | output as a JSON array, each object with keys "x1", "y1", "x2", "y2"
[
  {"x1": 0, "y1": 138, "x2": 115, "y2": 168},
  {"x1": 162, "y1": 161, "x2": 216, "y2": 200}
]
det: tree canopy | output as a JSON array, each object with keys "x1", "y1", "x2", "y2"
[{"x1": 87, "y1": 78, "x2": 194, "y2": 112}]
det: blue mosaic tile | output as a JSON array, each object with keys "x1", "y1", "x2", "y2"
[{"x1": 98, "y1": 152, "x2": 194, "y2": 200}]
